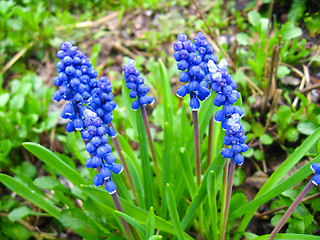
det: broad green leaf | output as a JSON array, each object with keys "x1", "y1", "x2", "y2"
[
  {"x1": 8, "y1": 206, "x2": 48, "y2": 221},
  {"x1": 0, "y1": 92, "x2": 9, "y2": 107},
  {"x1": 0, "y1": 174, "x2": 60, "y2": 219},
  {"x1": 34, "y1": 176, "x2": 60, "y2": 189},
  {"x1": 236, "y1": 33, "x2": 249, "y2": 46},
  {"x1": 23, "y1": 142, "x2": 87, "y2": 187},
  {"x1": 297, "y1": 122, "x2": 317, "y2": 135},
  {"x1": 280, "y1": 22, "x2": 302, "y2": 40},
  {"x1": 248, "y1": 11, "x2": 261, "y2": 27},
  {"x1": 148, "y1": 235, "x2": 162, "y2": 240},
  {"x1": 259, "y1": 134, "x2": 273, "y2": 145}
]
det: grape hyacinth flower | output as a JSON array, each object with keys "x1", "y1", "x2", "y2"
[
  {"x1": 269, "y1": 162, "x2": 320, "y2": 239},
  {"x1": 81, "y1": 109, "x2": 123, "y2": 194},
  {"x1": 123, "y1": 59, "x2": 154, "y2": 110},
  {"x1": 53, "y1": 41, "x2": 132, "y2": 239},
  {"x1": 173, "y1": 33, "x2": 211, "y2": 110},
  {"x1": 209, "y1": 57, "x2": 248, "y2": 239},
  {"x1": 122, "y1": 59, "x2": 160, "y2": 178},
  {"x1": 53, "y1": 41, "x2": 97, "y2": 132}
]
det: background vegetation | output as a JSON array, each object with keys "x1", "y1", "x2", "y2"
[{"x1": 0, "y1": 0, "x2": 320, "y2": 239}]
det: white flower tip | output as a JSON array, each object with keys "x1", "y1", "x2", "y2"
[
  {"x1": 108, "y1": 190, "x2": 117, "y2": 195},
  {"x1": 310, "y1": 165, "x2": 316, "y2": 173},
  {"x1": 312, "y1": 180, "x2": 318, "y2": 186},
  {"x1": 218, "y1": 58, "x2": 229, "y2": 69}
]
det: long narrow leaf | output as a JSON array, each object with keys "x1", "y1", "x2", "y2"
[
  {"x1": 122, "y1": 151, "x2": 145, "y2": 209},
  {"x1": 81, "y1": 185, "x2": 194, "y2": 240},
  {"x1": 23, "y1": 142, "x2": 87, "y2": 187},
  {"x1": 115, "y1": 210, "x2": 146, "y2": 238},
  {"x1": 146, "y1": 207, "x2": 155, "y2": 239},
  {"x1": 166, "y1": 184, "x2": 185, "y2": 240},
  {"x1": 252, "y1": 233, "x2": 318, "y2": 239},
  {"x1": 207, "y1": 171, "x2": 218, "y2": 240},
  {"x1": 233, "y1": 127, "x2": 320, "y2": 239},
  {"x1": 0, "y1": 174, "x2": 60, "y2": 219}
]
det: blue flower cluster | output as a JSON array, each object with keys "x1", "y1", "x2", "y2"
[
  {"x1": 90, "y1": 76, "x2": 117, "y2": 137},
  {"x1": 53, "y1": 41, "x2": 97, "y2": 132},
  {"x1": 208, "y1": 58, "x2": 248, "y2": 165},
  {"x1": 311, "y1": 163, "x2": 320, "y2": 185},
  {"x1": 82, "y1": 109, "x2": 123, "y2": 194},
  {"x1": 173, "y1": 33, "x2": 213, "y2": 110},
  {"x1": 53, "y1": 41, "x2": 122, "y2": 194},
  {"x1": 123, "y1": 59, "x2": 154, "y2": 110}
]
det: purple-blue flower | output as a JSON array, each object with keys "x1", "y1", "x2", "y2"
[
  {"x1": 82, "y1": 109, "x2": 123, "y2": 194},
  {"x1": 122, "y1": 59, "x2": 154, "y2": 110},
  {"x1": 174, "y1": 32, "x2": 216, "y2": 110},
  {"x1": 311, "y1": 163, "x2": 320, "y2": 185},
  {"x1": 53, "y1": 41, "x2": 122, "y2": 194},
  {"x1": 210, "y1": 58, "x2": 248, "y2": 165}
]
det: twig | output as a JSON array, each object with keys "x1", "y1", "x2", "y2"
[
  {"x1": 303, "y1": 65, "x2": 311, "y2": 102},
  {"x1": 244, "y1": 75, "x2": 264, "y2": 96},
  {"x1": 264, "y1": 89, "x2": 282, "y2": 132},
  {"x1": 261, "y1": 45, "x2": 279, "y2": 121},
  {"x1": 292, "y1": 74, "x2": 306, "y2": 108},
  {"x1": 219, "y1": 157, "x2": 229, "y2": 240},
  {"x1": 191, "y1": 0, "x2": 236, "y2": 71},
  {"x1": 56, "y1": 13, "x2": 118, "y2": 31},
  {"x1": 114, "y1": 43, "x2": 137, "y2": 59},
  {"x1": 1, "y1": 41, "x2": 34, "y2": 74}
]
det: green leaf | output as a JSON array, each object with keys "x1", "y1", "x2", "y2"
[
  {"x1": 81, "y1": 185, "x2": 194, "y2": 240},
  {"x1": 288, "y1": 218, "x2": 305, "y2": 234},
  {"x1": 207, "y1": 171, "x2": 218, "y2": 240},
  {"x1": 285, "y1": 127, "x2": 299, "y2": 142},
  {"x1": 236, "y1": 33, "x2": 249, "y2": 46},
  {"x1": 248, "y1": 11, "x2": 261, "y2": 27},
  {"x1": 9, "y1": 94, "x2": 24, "y2": 110},
  {"x1": 254, "y1": 149, "x2": 265, "y2": 161},
  {"x1": 146, "y1": 207, "x2": 155, "y2": 239},
  {"x1": 259, "y1": 134, "x2": 273, "y2": 145},
  {"x1": 0, "y1": 174, "x2": 60, "y2": 219},
  {"x1": 166, "y1": 184, "x2": 185, "y2": 240},
  {"x1": 8, "y1": 206, "x2": 48, "y2": 221},
  {"x1": 252, "y1": 233, "x2": 316, "y2": 239},
  {"x1": 0, "y1": 93, "x2": 9, "y2": 107},
  {"x1": 251, "y1": 122, "x2": 265, "y2": 137},
  {"x1": 297, "y1": 122, "x2": 317, "y2": 135},
  {"x1": 23, "y1": 142, "x2": 87, "y2": 187},
  {"x1": 277, "y1": 65, "x2": 291, "y2": 78},
  {"x1": 115, "y1": 210, "x2": 146, "y2": 238},
  {"x1": 148, "y1": 235, "x2": 162, "y2": 240},
  {"x1": 233, "y1": 168, "x2": 246, "y2": 186},
  {"x1": 280, "y1": 22, "x2": 302, "y2": 40},
  {"x1": 34, "y1": 176, "x2": 60, "y2": 190}
]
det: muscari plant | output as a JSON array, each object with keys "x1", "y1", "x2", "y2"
[{"x1": 1, "y1": 32, "x2": 320, "y2": 240}]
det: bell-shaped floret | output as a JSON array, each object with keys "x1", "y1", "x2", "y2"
[
  {"x1": 93, "y1": 174, "x2": 104, "y2": 186},
  {"x1": 190, "y1": 97, "x2": 200, "y2": 111}
]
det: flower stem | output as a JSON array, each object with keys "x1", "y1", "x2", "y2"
[
  {"x1": 268, "y1": 180, "x2": 314, "y2": 240},
  {"x1": 109, "y1": 123, "x2": 138, "y2": 205},
  {"x1": 219, "y1": 157, "x2": 229, "y2": 240},
  {"x1": 221, "y1": 159, "x2": 235, "y2": 240},
  {"x1": 111, "y1": 192, "x2": 133, "y2": 240},
  {"x1": 192, "y1": 110, "x2": 201, "y2": 186},
  {"x1": 207, "y1": 115, "x2": 214, "y2": 168},
  {"x1": 140, "y1": 105, "x2": 160, "y2": 178}
]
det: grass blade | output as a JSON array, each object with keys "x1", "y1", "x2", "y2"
[
  {"x1": 115, "y1": 210, "x2": 146, "y2": 238},
  {"x1": 207, "y1": 171, "x2": 218, "y2": 240},
  {"x1": 146, "y1": 207, "x2": 155, "y2": 239},
  {"x1": 166, "y1": 183, "x2": 185, "y2": 240},
  {"x1": 179, "y1": 148, "x2": 197, "y2": 199}
]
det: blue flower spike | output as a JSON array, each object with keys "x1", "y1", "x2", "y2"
[
  {"x1": 122, "y1": 59, "x2": 154, "y2": 110},
  {"x1": 211, "y1": 58, "x2": 248, "y2": 165},
  {"x1": 82, "y1": 109, "x2": 123, "y2": 194},
  {"x1": 311, "y1": 163, "x2": 320, "y2": 186},
  {"x1": 174, "y1": 33, "x2": 215, "y2": 111}
]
